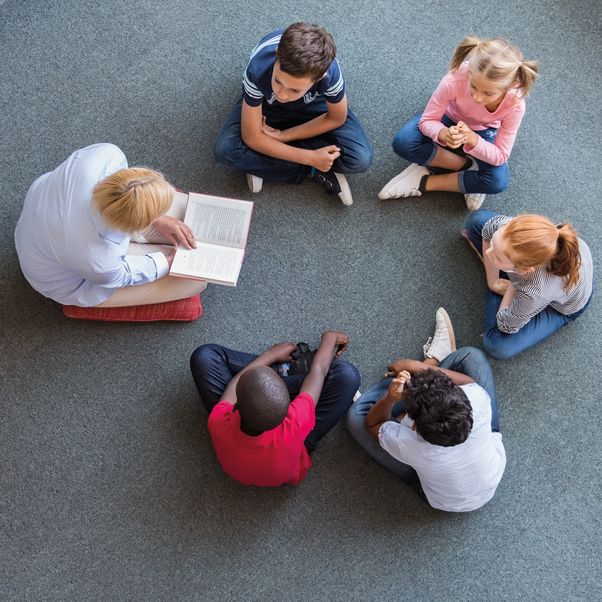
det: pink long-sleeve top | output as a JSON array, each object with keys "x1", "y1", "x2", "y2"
[{"x1": 418, "y1": 62, "x2": 526, "y2": 166}]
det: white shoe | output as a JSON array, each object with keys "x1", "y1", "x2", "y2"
[
  {"x1": 353, "y1": 390, "x2": 362, "y2": 402},
  {"x1": 246, "y1": 173, "x2": 263, "y2": 193},
  {"x1": 463, "y1": 160, "x2": 485, "y2": 211},
  {"x1": 465, "y1": 193, "x2": 486, "y2": 211},
  {"x1": 378, "y1": 163, "x2": 429, "y2": 199},
  {"x1": 334, "y1": 172, "x2": 353, "y2": 205},
  {"x1": 423, "y1": 307, "x2": 457, "y2": 362}
]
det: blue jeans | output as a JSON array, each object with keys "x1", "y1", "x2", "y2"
[
  {"x1": 213, "y1": 98, "x2": 373, "y2": 184},
  {"x1": 346, "y1": 347, "x2": 499, "y2": 495},
  {"x1": 391, "y1": 114, "x2": 509, "y2": 194},
  {"x1": 190, "y1": 344, "x2": 361, "y2": 452},
  {"x1": 464, "y1": 210, "x2": 593, "y2": 360}
]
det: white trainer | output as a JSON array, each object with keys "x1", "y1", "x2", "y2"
[
  {"x1": 353, "y1": 390, "x2": 362, "y2": 402},
  {"x1": 463, "y1": 159, "x2": 485, "y2": 211},
  {"x1": 378, "y1": 163, "x2": 429, "y2": 199},
  {"x1": 465, "y1": 193, "x2": 486, "y2": 211},
  {"x1": 246, "y1": 173, "x2": 263, "y2": 193},
  {"x1": 334, "y1": 172, "x2": 353, "y2": 205},
  {"x1": 423, "y1": 307, "x2": 457, "y2": 362}
]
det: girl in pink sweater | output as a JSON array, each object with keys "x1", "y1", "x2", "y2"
[{"x1": 378, "y1": 36, "x2": 539, "y2": 210}]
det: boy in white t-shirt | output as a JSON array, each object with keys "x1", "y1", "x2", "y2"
[{"x1": 347, "y1": 308, "x2": 506, "y2": 512}]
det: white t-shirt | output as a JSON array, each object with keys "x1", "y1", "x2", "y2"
[{"x1": 379, "y1": 383, "x2": 506, "y2": 512}]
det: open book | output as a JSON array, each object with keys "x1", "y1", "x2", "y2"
[{"x1": 168, "y1": 192, "x2": 254, "y2": 286}]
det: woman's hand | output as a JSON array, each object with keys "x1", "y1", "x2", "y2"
[{"x1": 152, "y1": 216, "x2": 196, "y2": 249}]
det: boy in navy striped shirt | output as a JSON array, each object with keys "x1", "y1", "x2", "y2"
[{"x1": 214, "y1": 23, "x2": 372, "y2": 205}]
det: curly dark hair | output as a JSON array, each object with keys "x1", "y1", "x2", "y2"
[
  {"x1": 404, "y1": 369, "x2": 473, "y2": 447},
  {"x1": 236, "y1": 366, "x2": 290, "y2": 433},
  {"x1": 276, "y1": 22, "x2": 336, "y2": 81}
]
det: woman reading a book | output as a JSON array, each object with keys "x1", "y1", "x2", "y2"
[{"x1": 15, "y1": 143, "x2": 207, "y2": 307}]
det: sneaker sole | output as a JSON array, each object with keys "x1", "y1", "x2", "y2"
[
  {"x1": 334, "y1": 172, "x2": 353, "y2": 205},
  {"x1": 378, "y1": 164, "x2": 429, "y2": 199},
  {"x1": 246, "y1": 174, "x2": 263, "y2": 193},
  {"x1": 437, "y1": 307, "x2": 457, "y2": 352}
]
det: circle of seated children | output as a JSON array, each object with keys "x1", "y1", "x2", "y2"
[
  {"x1": 14, "y1": 24, "x2": 594, "y2": 512},
  {"x1": 15, "y1": 143, "x2": 207, "y2": 308}
]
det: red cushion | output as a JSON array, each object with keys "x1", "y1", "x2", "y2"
[{"x1": 63, "y1": 295, "x2": 203, "y2": 322}]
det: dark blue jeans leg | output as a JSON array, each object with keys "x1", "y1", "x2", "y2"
[
  {"x1": 438, "y1": 347, "x2": 499, "y2": 432},
  {"x1": 189, "y1": 344, "x2": 260, "y2": 413},
  {"x1": 271, "y1": 103, "x2": 373, "y2": 175},
  {"x1": 391, "y1": 114, "x2": 437, "y2": 165},
  {"x1": 213, "y1": 98, "x2": 309, "y2": 184},
  {"x1": 303, "y1": 360, "x2": 361, "y2": 452}
]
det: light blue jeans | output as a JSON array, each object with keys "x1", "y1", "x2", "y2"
[{"x1": 346, "y1": 347, "x2": 499, "y2": 489}]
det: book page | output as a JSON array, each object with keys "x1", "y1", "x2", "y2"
[
  {"x1": 185, "y1": 193, "x2": 253, "y2": 249},
  {"x1": 170, "y1": 243, "x2": 244, "y2": 285}
]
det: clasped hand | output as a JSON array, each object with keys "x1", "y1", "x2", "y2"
[{"x1": 440, "y1": 121, "x2": 478, "y2": 149}]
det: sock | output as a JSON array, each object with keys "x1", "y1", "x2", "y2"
[
  {"x1": 418, "y1": 174, "x2": 429, "y2": 193},
  {"x1": 461, "y1": 158, "x2": 473, "y2": 171}
]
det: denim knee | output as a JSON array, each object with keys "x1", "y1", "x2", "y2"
[
  {"x1": 482, "y1": 163, "x2": 510, "y2": 194},
  {"x1": 190, "y1": 343, "x2": 223, "y2": 373},
  {"x1": 331, "y1": 360, "x2": 361, "y2": 392},
  {"x1": 392, "y1": 128, "x2": 416, "y2": 161},
  {"x1": 213, "y1": 134, "x2": 239, "y2": 167},
  {"x1": 482, "y1": 335, "x2": 517, "y2": 361},
  {"x1": 349, "y1": 145, "x2": 373, "y2": 173}
]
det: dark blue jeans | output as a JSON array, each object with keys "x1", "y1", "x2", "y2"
[
  {"x1": 392, "y1": 114, "x2": 510, "y2": 194},
  {"x1": 190, "y1": 344, "x2": 361, "y2": 452},
  {"x1": 213, "y1": 98, "x2": 373, "y2": 184},
  {"x1": 464, "y1": 210, "x2": 593, "y2": 360},
  {"x1": 346, "y1": 347, "x2": 499, "y2": 495}
]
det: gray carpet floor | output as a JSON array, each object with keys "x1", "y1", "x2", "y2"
[{"x1": 1, "y1": 1, "x2": 601, "y2": 600}]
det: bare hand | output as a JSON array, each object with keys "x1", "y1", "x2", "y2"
[
  {"x1": 311, "y1": 145, "x2": 341, "y2": 172},
  {"x1": 387, "y1": 370, "x2": 411, "y2": 402},
  {"x1": 456, "y1": 121, "x2": 479, "y2": 149},
  {"x1": 439, "y1": 126, "x2": 463, "y2": 149},
  {"x1": 152, "y1": 215, "x2": 196, "y2": 249},
  {"x1": 262, "y1": 116, "x2": 289, "y2": 142},
  {"x1": 268, "y1": 342, "x2": 298, "y2": 363},
  {"x1": 489, "y1": 278, "x2": 511, "y2": 295},
  {"x1": 321, "y1": 330, "x2": 349, "y2": 356}
]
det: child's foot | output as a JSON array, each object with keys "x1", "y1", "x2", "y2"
[
  {"x1": 311, "y1": 168, "x2": 353, "y2": 205},
  {"x1": 464, "y1": 193, "x2": 486, "y2": 211},
  {"x1": 246, "y1": 173, "x2": 263, "y2": 193},
  {"x1": 423, "y1": 307, "x2": 457, "y2": 362},
  {"x1": 378, "y1": 163, "x2": 430, "y2": 199}
]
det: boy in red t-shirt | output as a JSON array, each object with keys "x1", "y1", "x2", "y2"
[{"x1": 190, "y1": 331, "x2": 360, "y2": 486}]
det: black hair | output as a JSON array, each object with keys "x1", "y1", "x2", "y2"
[
  {"x1": 235, "y1": 366, "x2": 290, "y2": 434},
  {"x1": 404, "y1": 369, "x2": 473, "y2": 447}
]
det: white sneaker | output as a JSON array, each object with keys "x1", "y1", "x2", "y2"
[
  {"x1": 465, "y1": 193, "x2": 486, "y2": 211},
  {"x1": 353, "y1": 390, "x2": 362, "y2": 402},
  {"x1": 246, "y1": 173, "x2": 263, "y2": 193},
  {"x1": 378, "y1": 163, "x2": 429, "y2": 199},
  {"x1": 463, "y1": 160, "x2": 485, "y2": 210},
  {"x1": 334, "y1": 172, "x2": 353, "y2": 205},
  {"x1": 423, "y1": 307, "x2": 457, "y2": 362}
]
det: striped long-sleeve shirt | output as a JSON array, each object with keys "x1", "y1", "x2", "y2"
[{"x1": 482, "y1": 215, "x2": 594, "y2": 334}]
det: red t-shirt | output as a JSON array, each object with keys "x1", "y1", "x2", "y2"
[{"x1": 207, "y1": 392, "x2": 316, "y2": 486}]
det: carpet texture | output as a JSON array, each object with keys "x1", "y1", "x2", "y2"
[{"x1": 1, "y1": 1, "x2": 600, "y2": 600}]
